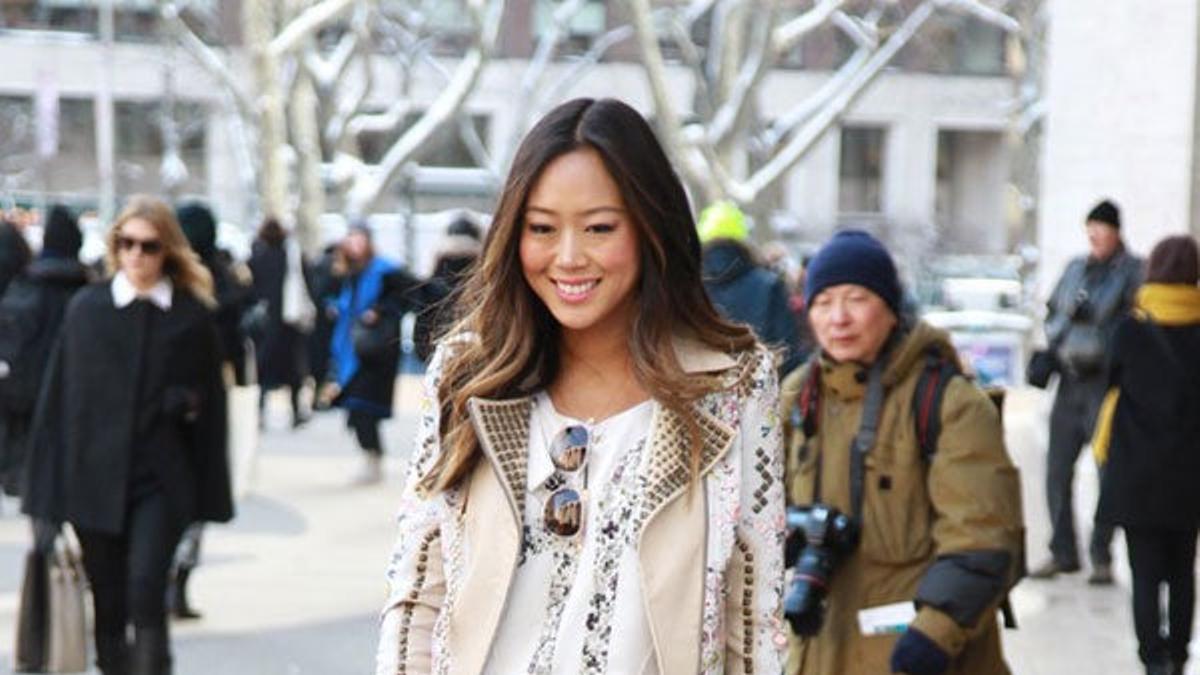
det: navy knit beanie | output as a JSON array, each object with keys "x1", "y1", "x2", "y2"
[{"x1": 803, "y1": 230, "x2": 902, "y2": 313}]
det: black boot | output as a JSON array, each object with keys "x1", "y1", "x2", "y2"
[
  {"x1": 130, "y1": 626, "x2": 171, "y2": 675},
  {"x1": 95, "y1": 630, "x2": 130, "y2": 675},
  {"x1": 1147, "y1": 661, "x2": 1173, "y2": 675},
  {"x1": 167, "y1": 568, "x2": 201, "y2": 620}
]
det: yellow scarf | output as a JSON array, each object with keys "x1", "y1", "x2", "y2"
[{"x1": 1092, "y1": 283, "x2": 1200, "y2": 464}]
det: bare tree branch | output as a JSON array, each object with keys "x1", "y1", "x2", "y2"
[
  {"x1": 345, "y1": 0, "x2": 504, "y2": 215},
  {"x1": 771, "y1": 0, "x2": 844, "y2": 53},
  {"x1": 739, "y1": 0, "x2": 941, "y2": 199},
  {"x1": 625, "y1": 0, "x2": 716, "y2": 195},
  {"x1": 939, "y1": 0, "x2": 1021, "y2": 32},
  {"x1": 160, "y1": 2, "x2": 254, "y2": 119},
  {"x1": 270, "y1": 0, "x2": 360, "y2": 57}
]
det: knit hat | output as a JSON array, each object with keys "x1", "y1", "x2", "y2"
[
  {"x1": 41, "y1": 205, "x2": 82, "y2": 257},
  {"x1": 1086, "y1": 199, "x2": 1120, "y2": 229},
  {"x1": 176, "y1": 202, "x2": 217, "y2": 258},
  {"x1": 803, "y1": 230, "x2": 902, "y2": 313},
  {"x1": 697, "y1": 200, "x2": 748, "y2": 244}
]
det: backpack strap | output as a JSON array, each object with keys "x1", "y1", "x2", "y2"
[
  {"x1": 797, "y1": 365, "x2": 821, "y2": 438},
  {"x1": 912, "y1": 350, "x2": 962, "y2": 462}
]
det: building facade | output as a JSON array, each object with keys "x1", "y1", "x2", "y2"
[{"x1": 0, "y1": 0, "x2": 1017, "y2": 259}]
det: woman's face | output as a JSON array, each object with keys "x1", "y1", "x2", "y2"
[
  {"x1": 520, "y1": 147, "x2": 641, "y2": 338},
  {"x1": 808, "y1": 284, "x2": 896, "y2": 364},
  {"x1": 115, "y1": 217, "x2": 166, "y2": 288}
]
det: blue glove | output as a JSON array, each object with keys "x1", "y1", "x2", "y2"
[{"x1": 890, "y1": 627, "x2": 950, "y2": 675}]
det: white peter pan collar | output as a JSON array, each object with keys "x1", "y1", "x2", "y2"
[{"x1": 111, "y1": 272, "x2": 173, "y2": 310}]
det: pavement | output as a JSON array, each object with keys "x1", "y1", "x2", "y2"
[{"x1": 0, "y1": 379, "x2": 1176, "y2": 674}]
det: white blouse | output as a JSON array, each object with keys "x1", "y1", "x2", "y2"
[{"x1": 484, "y1": 391, "x2": 660, "y2": 675}]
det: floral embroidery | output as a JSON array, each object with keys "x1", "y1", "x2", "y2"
[{"x1": 580, "y1": 439, "x2": 647, "y2": 673}]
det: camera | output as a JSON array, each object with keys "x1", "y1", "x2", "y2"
[{"x1": 784, "y1": 504, "x2": 860, "y2": 636}]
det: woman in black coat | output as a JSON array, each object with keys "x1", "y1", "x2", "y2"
[
  {"x1": 1095, "y1": 235, "x2": 1200, "y2": 675},
  {"x1": 248, "y1": 218, "x2": 309, "y2": 426},
  {"x1": 22, "y1": 195, "x2": 233, "y2": 675},
  {"x1": 0, "y1": 205, "x2": 90, "y2": 496}
]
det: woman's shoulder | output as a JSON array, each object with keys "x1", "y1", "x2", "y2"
[
  {"x1": 65, "y1": 281, "x2": 114, "y2": 316},
  {"x1": 716, "y1": 341, "x2": 777, "y2": 401}
]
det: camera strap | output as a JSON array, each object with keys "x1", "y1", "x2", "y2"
[{"x1": 849, "y1": 360, "x2": 886, "y2": 520}]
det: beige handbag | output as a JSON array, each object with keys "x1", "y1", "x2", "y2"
[{"x1": 46, "y1": 528, "x2": 89, "y2": 673}]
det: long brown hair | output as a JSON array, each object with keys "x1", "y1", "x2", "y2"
[
  {"x1": 105, "y1": 195, "x2": 215, "y2": 307},
  {"x1": 421, "y1": 98, "x2": 756, "y2": 494}
]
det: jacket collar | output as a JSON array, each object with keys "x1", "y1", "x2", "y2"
[
  {"x1": 466, "y1": 333, "x2": 738, "y2": 524},
  {"x1": 111, "y1": 272, "x2": 173, "y2": 310}
]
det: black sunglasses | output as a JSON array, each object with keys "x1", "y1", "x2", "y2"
[
  {"x1": 543, "y1": 425, "x2": 589, "y2": 538},
  {"x1": 116, "y1": 235, "x2": 164, "y2": 256}
]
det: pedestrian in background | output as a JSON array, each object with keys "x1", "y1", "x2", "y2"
[
  {"x1": 22, "y1": 195, "x2": 234, "y2": 675},
  {"x1": 781, "y1": 230, "x2": 1023, "y2": 675},
  {"x1": 376, "y1": 97, "x2": 784, "y2": 674},
  {"x1": 1093, "y1": 235, "x2": 1200, "y2": 675},
  {"x1": 412, "y1": 213, "x2": 483, "y2": 363},
  {"x1": 0, "y1": 205, "x2": 90, "y2": 497},
  {"x1": 248, "y1": 217, "x2": 312, "y2": 428},
  {"x1": 305, "y1": 240, "x2": 345, "y2": 397},
  {"x1": 327, "y1": 225, "x2": 421, "y2": 484},
  {"x1": 1031, "y1": 199, "x2": 1143, "y2": 584},
  {"x1": 699, "y1": 200, "x2": 804, "y2": 374},
  {"x1": 0, "y1": 217, "x2": 31, "y2": 296},
  {"x1": 177, "y1": 202, "x2": 254, "y2": 385}
]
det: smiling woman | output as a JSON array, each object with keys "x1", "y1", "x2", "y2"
[{"x1": 375, "y1": 98, "x2": 788, "y2": 675}]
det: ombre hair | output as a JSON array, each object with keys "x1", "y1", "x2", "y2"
[
  {"x1": 105, "y1": 195, "x2": 215, "y2": 307},
  {"x1": 420, "y1": 98, "x2": 757, "y2": 494}
]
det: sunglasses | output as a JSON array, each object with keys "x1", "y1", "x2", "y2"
[
  {"x1": 116, "y1": 235, "x2": 164, "y2": 256},
  {"x1": 543, "y1": 425, "x2": 589, "y2": 538}
]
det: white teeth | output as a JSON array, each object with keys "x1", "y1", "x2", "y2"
[{"x1": 556, "y1": 280, "x2": 598, "y2": 295}]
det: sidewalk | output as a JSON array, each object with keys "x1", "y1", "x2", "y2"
[{"x1": 0, "y1": 380, "x2": 1175, "y2": 674}]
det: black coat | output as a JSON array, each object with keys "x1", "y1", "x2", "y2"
[
  {"x1": 22, "y1": 283, "x2": 234, "y2": 534},
  {"x1": 1096, "y1": 315, "x2": 1200, "y2": 530},
  {"x1": 0, "y1": 257, "x2": 90, "y2": 495},
  {"x1": 204, "y1": 252, "x2": 254, "y2": 382},
  {"x1": 249, "y1": 241, "x2": 306, "y2": 389}
]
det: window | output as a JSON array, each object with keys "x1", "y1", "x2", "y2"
[
  {"x1": 896, "y1": 12, "x2": 1007, "y2": 76},
  {"x1": 935, "y1": 129, "x2": 1007, "y2": 252},
  {"x1": 533, "y1": 0, "x2": 606, "y2": 50},
  {"x1": 838, "y1": 126, "x2": 885, "y2": 214},
  {"x1": 0, "y1": 0, "x2": 169, "y2": 41}
]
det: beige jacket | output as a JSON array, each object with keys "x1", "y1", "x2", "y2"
[
  {"x1": 781, "y1": 321, "x2": 1024, "y2": 675},
  {"x1": 376, "y1": 338, "x2": 787, "y2": 675}
]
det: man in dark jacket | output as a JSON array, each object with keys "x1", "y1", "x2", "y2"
[
  {"x1": 0, "y1": 206, "x2": 89, "y2": 496},
  {"x1": 699, "y1": 201, "x2": 803, "y2": 374},
  {"x1": 1031, "y1": 198, "x2": 1143, "y2": 585}
]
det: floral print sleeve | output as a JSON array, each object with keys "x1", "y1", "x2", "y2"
[
  {"x1": 724, "y1": 348, "x2": 787, "y2": 674},
  {"x1": 376, "y1": 343, "x2": 455, "y2": 675}
]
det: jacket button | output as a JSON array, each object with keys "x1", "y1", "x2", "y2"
[{"x1": 854, "y1": 370, "x2": 868, "y2": 383}]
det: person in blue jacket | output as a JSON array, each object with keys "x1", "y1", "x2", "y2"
[
  {"x1": 327, "y1": 224, "x2": 421, "y2": 484},
  {"x1": 699, "y1": 201, "x2": 804, "y2": 374}
]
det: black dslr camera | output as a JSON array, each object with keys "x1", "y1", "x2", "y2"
[{"x1": 784, "y1": 504, "x2": 860, "y2": 636}]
